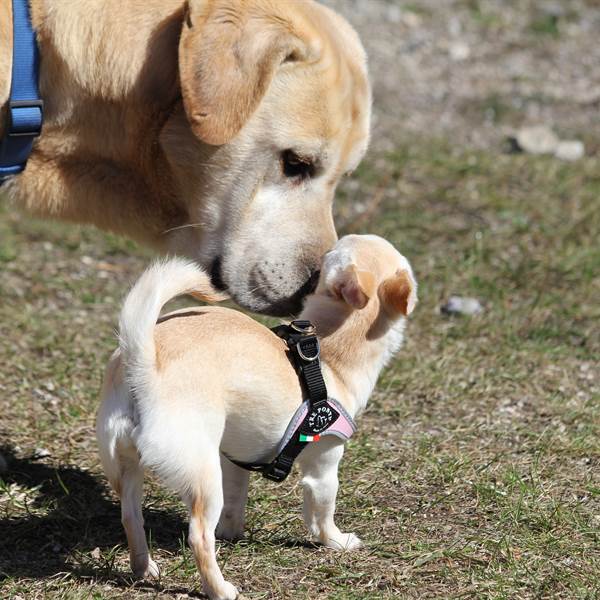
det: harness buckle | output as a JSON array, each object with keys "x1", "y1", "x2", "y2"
[
  {"x1": 290, "y1": 320, "x2": 316, "y2": 335},
  {"x1": 263, "y1": 455, "x2": 294, "y2": 482},
  {"x1": 263, "y1": 465, "x2": 289, "y2": 482},
  {"x1": 8, "y1": 99, "x2": 44, "y2": 138},
  {"x1": 296, "y1": 335, "x2": 320, "y2": 362}
]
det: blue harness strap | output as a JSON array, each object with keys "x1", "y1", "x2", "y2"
[{"x1": 0, "y1": 0, "x2": 43, "y2": 181}]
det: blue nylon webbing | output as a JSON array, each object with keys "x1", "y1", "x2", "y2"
[{"x1": 0, "y1": 0, "x2": 43, "y2": 180}]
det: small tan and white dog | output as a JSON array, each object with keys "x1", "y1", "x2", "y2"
[{"x1": 96, "y1": 234, "x2": 417, "y2": 600}]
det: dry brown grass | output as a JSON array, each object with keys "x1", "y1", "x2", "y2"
[{"x1": 1, "y1": 136, "x2": 598, "y2": 598}]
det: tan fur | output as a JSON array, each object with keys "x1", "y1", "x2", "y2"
[
  {"x1": 179, "y1": 0, "x2": 319, "y2": 145},
  {"x1": 0, "y1": 2, "x2": 11, "y2": 129},
  {"x1": 189, "y1": 490, "x2": 230, "y2": 597},
  {"x1": 379, "y1": 270, "x2": 417, "y2": 317},
  {"x1": 332, "y1": 264, "x2": 376, "y2": 309},
  {"x1": 153, "y1": 306, "x2": 291, "y2": 376},
  {"x1": 0, "y1": 0, "x2": 371, "y2": 314}
]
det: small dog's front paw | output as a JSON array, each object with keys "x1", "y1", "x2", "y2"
[
  {"x1": 145, "y1": 557, "x2": 161, "y2": 579},
  {"x1": 208, "y1": 580, "x2": 238, "y2": 600},
  {"x1": 323, "y1": 532, "x2": 362, "y2": 551}
]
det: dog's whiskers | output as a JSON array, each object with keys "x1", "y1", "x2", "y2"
[
  {"x1": 247, "y1": 283, "x2": 272, "y2": 295},
  {"x1": 162, "y1": 222, "x2": 205, "y2": 235}
]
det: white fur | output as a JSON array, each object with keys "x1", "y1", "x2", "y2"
[
  {"x1": 119, "y1": 258, "x2": 209, "y2": 387},
  {"x1": 324, "y1": 319, "x2": 407, "y2": 416}
]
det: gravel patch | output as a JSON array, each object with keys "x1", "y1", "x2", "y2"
[{"x1": 323, "y1": 0, "x2": 600, "y2": 152}]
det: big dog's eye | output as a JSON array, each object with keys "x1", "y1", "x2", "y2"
[{"x1": 281, "y1": 150, "x2": 316, "y2": 180}]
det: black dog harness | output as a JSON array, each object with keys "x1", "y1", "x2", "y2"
[{"x1": 228, "y1": 320, "x2": 356, "y2": 483}]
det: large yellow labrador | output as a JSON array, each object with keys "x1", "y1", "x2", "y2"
[{"x1": 0, "y1": 0, "x2": 371, "y2": 315}]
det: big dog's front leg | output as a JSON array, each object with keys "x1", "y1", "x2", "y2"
[{"x1": 298, "y1": 438, "x2": 362, "y2": 551}]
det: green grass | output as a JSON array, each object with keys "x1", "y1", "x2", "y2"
[
  {"x1": 530, "y1": 14, "x2": 560, "y2": 37},
  {"x1": 1, "y1": 138, "x2": 599, "y2": 599}
]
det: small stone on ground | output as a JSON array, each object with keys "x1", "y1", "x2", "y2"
[
  {"x1": 514, "y1": 126, "x2": 560, "y2": 155},
  {"x1": 554, "y1": 140, "x2": 585, "y2": 161},
  {"x1": 441, "y1": 296, "x2": 484, "y2": 316},
  {"x1": 34, "y1": 447, "x2": 51, "y2": 459}
]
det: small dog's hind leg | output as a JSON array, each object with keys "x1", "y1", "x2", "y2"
[
  {"x1": 120, "y1": 455, "x2": 160, "y2": 579},
  {"x1": 216, "y1": 455, "x2": 250, "y2": 542},
  {"x1": 96, "y1": 353, "x2": 160, "y2": 579},
  {"x1": 298, "y1": 438, "x2": 362, "y2": 551},
  {"x1": 186, "y1": 455, "x2": 238, "y2": 600}
]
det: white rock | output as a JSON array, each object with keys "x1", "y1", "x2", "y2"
[
  {"x1": 515, "y1": 126, "x2": 560, "y2": 155},
  {"x1": 449, "y1": 42, "x2": 470, "y2": 61},
  {"x1": 554, "y1": 140, "x2": 585, "y2": 161},
  {"x1": 441, "y1": 296, "x2": 483, "y2": 316},
  {"x1": 34, "y1": 447, "x2": 51, "y2": 458}
]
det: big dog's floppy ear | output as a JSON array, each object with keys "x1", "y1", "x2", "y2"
[
  {"x1": 379, "y1": 269, "x2": 418, "y2": 316},
  {"x1": 331, "y1": 265, "x2": 376, "y2": 310},
  {"x1": 179, "y1": 0, "x2": 312, "y2": 145}
]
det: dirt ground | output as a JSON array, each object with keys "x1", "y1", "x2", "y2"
[
  {"x1": 1, "y1": 1, "x2": 599, "y2": 599},
  {"x1": 324, "y1": 0, "x2": 600, "y2": 152}
]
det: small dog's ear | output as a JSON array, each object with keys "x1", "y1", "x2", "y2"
[
  {"x1": 379, "y1": 269, "x2": 417, "y2": 316},
  {"x1": 332, "y1": 265, "x2": 376, "y2": 309}
]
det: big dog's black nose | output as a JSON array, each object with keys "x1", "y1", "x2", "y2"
[
  {"x1": 210, "y1": 257, "x2": 227, "y2": 291},
  {"x1": 294, "y1": 271, "x2": 321, "y2": 300},
  {"x1": 262, "y1": 269, "x2": 321, "y2": 317},
  {"x1": 310, "y1": 269, "x2": 321, "y2": 292}
]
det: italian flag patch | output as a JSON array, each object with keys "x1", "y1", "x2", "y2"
[{"x1": 299, "y1": 434, "x2": 320, "y2": 442}]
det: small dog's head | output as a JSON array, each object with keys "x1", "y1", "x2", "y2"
[{"x1": 317, "y1": 234, "x2": 417, "y2": 323}]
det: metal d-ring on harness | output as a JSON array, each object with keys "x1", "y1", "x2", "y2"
[{"x1": 227, "y1": 320, "x2": 357, "y2": 483}]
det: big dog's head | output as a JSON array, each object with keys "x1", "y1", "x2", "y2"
[{"x1": 162, "y1": 0, "x2": 371, "y2": 316}]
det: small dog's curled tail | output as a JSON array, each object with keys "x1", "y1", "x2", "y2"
[{"x1": 118, "y1": 258, "x2": 226, "y2": 389}]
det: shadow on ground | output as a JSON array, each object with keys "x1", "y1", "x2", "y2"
[{"x1": 0, "y1": 446, "x2": 188, "y2": 583}]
